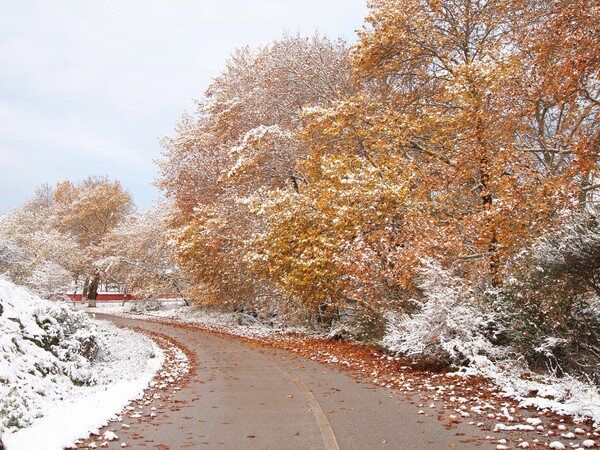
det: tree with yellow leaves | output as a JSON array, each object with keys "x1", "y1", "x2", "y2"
[
  {"x1": 245, "y1": 0, "x2": 599, "y2": 333},
  {"x1": 158, "y1": 33, "x2": 354, "y2": 312},
  {"x1": 160, "y1": 1, "x2": 600, "y2": 358},
  {"x1": 52, "y1": 176, "x2": 134, "y2": 303}
]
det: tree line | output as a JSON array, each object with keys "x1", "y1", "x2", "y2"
[
  {"x1": 0, "y1": 176, "x2": 185, "y2": 302},
  {"x1": 158, "y1": 0, "x2": 600, "y2": 380}
]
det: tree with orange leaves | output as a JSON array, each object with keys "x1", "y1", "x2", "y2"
[
  {"x1": 53, "y1": 176, "x2": 134, "y2": 303},
  {"x1": 157, "y1": 34, "x2": 354, "y2": 311},
  {"x1": 521, "y1": 0, "x2": 600, "y2": 204},
  {"x1": 245, "y1": 0, "x2": 600, "y2": 333},
  {"x1": 159, "y1": 1, "x2": 600, "y2": 359}
]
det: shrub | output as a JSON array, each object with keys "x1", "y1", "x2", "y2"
[
  {"x1": 500, "y1": 277, "x2": 600, "y2": 384},
  {"x1": 499, "y1": 208, "x2": 600, "y2": 384},
  {"x1": 129, "y1": 298, "x2": 163, "y2": 313},
  {"x1": 0, "y1": 389, "x2": 33, "y2": 429},
  {"x1": 381, "y1": 261, "x2": 503, "y2": 370},
  {"x1": 33, "y1": 303, "x2": 103, "y2": 364}
]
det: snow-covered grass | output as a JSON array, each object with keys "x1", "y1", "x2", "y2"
[
  {"x1": 94, "y1": 299, "x2": 306, "y2": 340},
  {"x1": 0, "y1": 278, "x2": 164, "y2": 450}
]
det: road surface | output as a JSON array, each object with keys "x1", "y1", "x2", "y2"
[{"x1": 90, "y1": 314, "x2": 493, "y2": 449}]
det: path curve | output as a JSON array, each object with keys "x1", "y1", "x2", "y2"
[{"x1": 86, "y1": 314, "x2": 493, "y2": 449}]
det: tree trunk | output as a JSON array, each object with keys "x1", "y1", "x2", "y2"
[
  {"x1": 480, "y1": 149, "x2": 502, "y2": 287},
  {"x1": 88, "y1": 275, "x2": 99, "y2": 307},
  {"x1": 82, "y1": 277, "x2": 90, "y2": 300}
]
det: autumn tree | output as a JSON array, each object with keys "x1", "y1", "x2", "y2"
[
  {"x1": 242, "y1": 0, "x2": 600, "y2": 335},
  {"x1": 159, "y1": 0, "x2": 599, "y2": 361},
  {"x1": 158, "y1": 33, "x2": 354, "y2": 312},
  {"x1": 486, "y1": 0, "x2": 600, "y2": 378},
  {"x1": 52, "y1": 176, "x2": 134, "y2": 303},
  {"x1": 0, "y1": 184, "x2": 79, "y2": 298},
  {"x1": 96, "y1": 202, "x2": 188, "y2": 302},
  {"x1": 242, "y1": 0, "x2": 533, "y2": 330},
  {"x1": 346, "y1": 0, "x2": 550, "y2": 285},
  {"x1": 520, "y1": 0, "x2": 600, "y2": 205}
]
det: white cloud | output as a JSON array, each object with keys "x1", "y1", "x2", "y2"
[
  {"x1": 0, "y1": 0, "x2": 367, "y2": 213},
  {"x1": 0, "y1": 145, "x2": 17, "y2": 166}
]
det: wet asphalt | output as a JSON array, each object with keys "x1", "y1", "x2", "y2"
[{"x1": 91, "y1": 314, "x2": 493, "y2": 450}]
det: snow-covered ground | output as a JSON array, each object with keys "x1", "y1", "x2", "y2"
[
  {"x1": 81, "y1": 299, "x2": 304, "y2": 340},
  {"x1": 0, "y1": 279, "x2": 166, "y2": 450}
]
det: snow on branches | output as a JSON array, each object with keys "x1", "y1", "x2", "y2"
[{"x1": 382, "y1": 261, "x2": 503, "y2": 369}]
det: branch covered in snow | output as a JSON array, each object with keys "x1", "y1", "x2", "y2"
[{"x1": 382, "y1": 261, "x2": 506, "y2": 369}]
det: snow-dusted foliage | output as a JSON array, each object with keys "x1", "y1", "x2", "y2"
[
  {"x1": 1, "y1": 177, "x2": 138, "y2": 303},
  {"x1": 533, "y1": 208, "x2": 600, "y2": 295},
  {"x1": 501, "y1": 208, "x2": 600, "y2": 385},
  {"x1": 26, "y1": 260, "x2": 73, "y2": 300},
  {"x1": 0, "y1": 278, "x2": 105, "y2": 429},
  {"x1": 0, "y1": 187, "x2": 79, "y2": 295},
  {"x1": 157, "y1": 33, "x2": 354, "y2": 311},
  {"x1": 382, "y1": 261, "x2": 503, "y2": 369},
  {"x1": 97, "y1": 203, "x2": 187, "y2": 300},
  {"x1": 0, "y1": 235, "x2": 23, "y2": 265},
  {"x1": 0, "y1": 235, "x2": 25, "y2": 280}
]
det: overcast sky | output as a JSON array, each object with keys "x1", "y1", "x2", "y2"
[{"x1": 0, "y1": 0, "x2": 367, "y2": 214}]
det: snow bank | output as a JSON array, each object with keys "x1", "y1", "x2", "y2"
[
  {"x1": 0, "y1": 277, "x2": 102, "y2": 429},
  {"x1": 486, "y1": 363, "x2": 600, "y2": 424},
  {"x1": 0, "y1": 278, "x2": 164, "y2": 450}
]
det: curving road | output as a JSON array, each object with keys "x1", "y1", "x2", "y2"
[{"x1": 92, "y1": 314, "x2": 493, "y2": 449}]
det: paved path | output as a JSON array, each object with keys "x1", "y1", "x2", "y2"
[{"x1": 92, "y1": 314, "x2": 493, "y2": 449}]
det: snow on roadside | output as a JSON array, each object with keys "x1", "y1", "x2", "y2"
[
  {"x1": 4, "y1": 326, "x2": 163, "y2": 450},
  {"x1": 0, "y1": 279, "x2": 165, "y2": 450},
  {"x1": 76, "y1": 333, "x2": 190, "y2": 449},
  {"x1": 95, "y1": 300, "x2": 303, "y2": 340},
  {"x1": 482, "y1": 361, "x2": 600, "y2": 425}
]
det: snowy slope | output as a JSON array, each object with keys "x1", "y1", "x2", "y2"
[{"x1": 0, "y1": 278, "x2": 164, "y2": 450}]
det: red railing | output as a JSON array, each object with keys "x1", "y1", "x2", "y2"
[{"x1": 66, "y1": 293, "x2": 136, "y2": 302}]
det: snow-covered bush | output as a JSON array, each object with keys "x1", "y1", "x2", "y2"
[
  {"x1": 500, "y1": 281, "x2": 600, "y2": 384},
  {"x1": 34, "y1": 302, "x2": 103, "y2": 367},
  {"x1": 26, "y1": 260, "x2": 73, "y2": 300},
  {"x1": 0, "y1": 278, "x2": 106, "y2": 429},
  {"x1": 533, "y1": 209, "x2": 600, "y2": 295},
  {"x1": 129, "y1": 298, "x2": 163, "y2": 313},
  {"x1": 382, "y1": 261, "x2": 504, "y2": 370},
  {"x1": 0, "y1": 387, "x2": 34, "y2": 429},
  {"x1": 499, "y1": 209, "x2": 600, "y2": 385}
]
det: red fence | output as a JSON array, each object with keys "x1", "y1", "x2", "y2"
[{"x1": 66, "y1": 293, "x2": 136, "y2": 302}]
